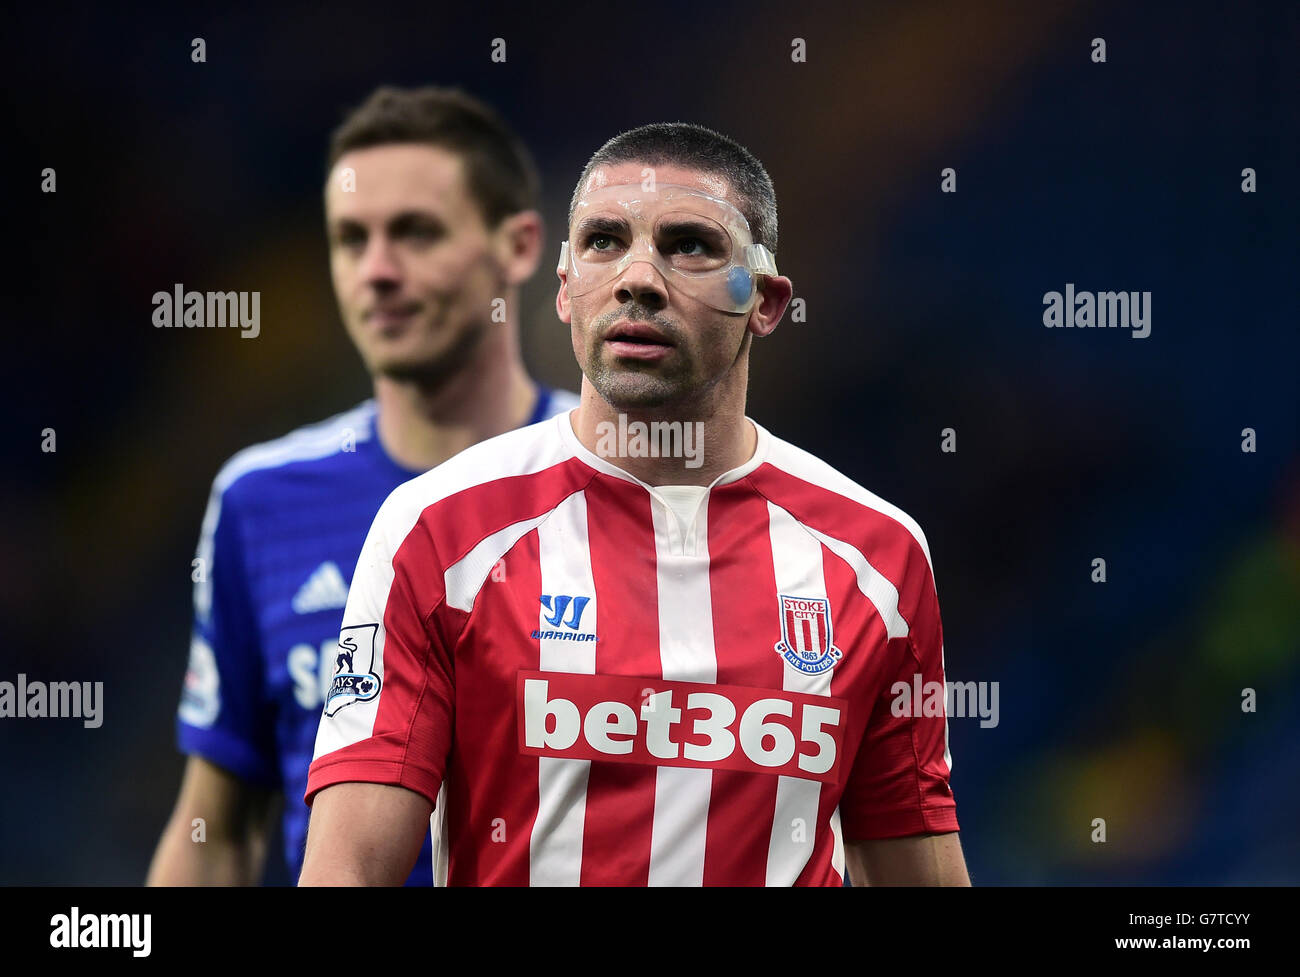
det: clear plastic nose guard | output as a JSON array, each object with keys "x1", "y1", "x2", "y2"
[{"x1": 559, "y1": 183, "x2": 777, "y2": 314}]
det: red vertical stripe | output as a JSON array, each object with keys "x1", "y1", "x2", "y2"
[
  {"x1": 578, "y1": 477, "x2": 661, "y2": 885},
  {"x1": 701, "y1": 482, "x2": 784, "y2": 884},
  {"x1": 445, "y1": 530, "x2": 544, "y2": 885}
]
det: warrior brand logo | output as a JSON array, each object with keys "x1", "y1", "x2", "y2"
[
  {"x1": 517, "y1": 670, "x2": 848, "y2": 783},
  {"x1": 539, "y1": 594, "x2": 590, "y2": 628},
  {"x1": 324, "y1": 624, "x2": 381, "y2": 717},
  {"x1": 531, "y1": 594, "x2": 597, "y2": 641},
  {"x1": 774, "y1": 595, "x2": 844, "y2": 675}
]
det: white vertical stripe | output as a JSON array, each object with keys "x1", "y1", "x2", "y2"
[
  {"x1": 765, "y1": 502, "x2": 833, "y2": 885},
  {"x1": 647, "y1": 493, "x2": 715, "y2": 885},
  {"x1": 531, "y1": 756, "x2": 591, "y2": 885},
  {"x1": 529, "y1": 492, "x2": 597, "y2": 885}
]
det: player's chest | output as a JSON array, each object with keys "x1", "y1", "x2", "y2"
[
  {"x1": 455, "y1": 534, "x2": 892, "y2": 700},
  {"x1": 452, "y1": 539, "x2": 894, "y2": 784}
]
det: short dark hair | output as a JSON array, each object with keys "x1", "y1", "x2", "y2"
[
  {"x1": 328, "y1": 86, "x2": 540, "y2": 229},
  {"x1": 568, "y1": 122, "x2": 778, "y2": 254}
]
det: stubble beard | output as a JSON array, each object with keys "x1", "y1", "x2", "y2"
[
  {"x1": 588, "y1": 355, "x2": 693, "y2": 409},
  {"x1": 581, "y1": 302, "x2": 702, "y2": 410}
]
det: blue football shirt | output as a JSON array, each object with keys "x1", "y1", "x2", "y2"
[{"x1": 176, "y1": 387, "x2": 579, "y2": 884}]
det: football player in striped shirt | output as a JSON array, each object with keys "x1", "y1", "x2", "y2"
[
  {"x1": 299, "y1": 122, "x2": 970, "y2": 886},
  {"x1": 147, "y1": 87, "x2": 578, "y2": 886}
]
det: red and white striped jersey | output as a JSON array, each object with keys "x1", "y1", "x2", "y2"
[{"x1": 306, "y1": 410, "x2": 958, "y2": 885}]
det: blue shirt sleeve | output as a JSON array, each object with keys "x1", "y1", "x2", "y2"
[{"x1": 175, "y1": 473, "x2": 280, "y2": 787}]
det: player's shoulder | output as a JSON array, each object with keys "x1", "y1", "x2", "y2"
[
  {"x1": 753, "y1": 420, "x2": 935, "y2": 570},
  {"x1": 209, "y1": 400, "x2": 377, "y2": 504},
  {"x1": 372, "y1": 408, "x2": 582, "y2": 540}
]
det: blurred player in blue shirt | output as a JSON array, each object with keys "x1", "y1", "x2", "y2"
[{"x1": 148, "y1": 87, "x2": 577, "y2": 885}]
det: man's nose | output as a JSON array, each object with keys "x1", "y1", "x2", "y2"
[
  {"x1": 613, "y1": 258, "x2": 669, "y2": 310},
  {"x1": 359, "y1": 236, "x2": 402, "y2": 286}
]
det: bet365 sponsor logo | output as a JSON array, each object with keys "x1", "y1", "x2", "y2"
[{"x1": 517, "y1": 671, "x2": 847, "y2": 783}]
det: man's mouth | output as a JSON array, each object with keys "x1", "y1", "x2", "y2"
[
  {"x1": 367, "y1": 303, "x2": 421, "y2": 329},
  {"x1": 605, "y1": 320, "x2": 673, "y2": 347},
  {"x1": 604, "y1": 321, "x2": 675, "y2": 362}
]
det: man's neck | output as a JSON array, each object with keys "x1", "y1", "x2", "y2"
[
  {"x1": 373, "y1": 325, "x2": 538, "y2": 473},
  {"x1": 570, "y1": 379, "x2": 756, "y2": 487}
]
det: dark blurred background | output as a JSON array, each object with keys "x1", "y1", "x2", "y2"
[{"x1": 3, "y1": 0, "x2": 1296, "y2": 884}]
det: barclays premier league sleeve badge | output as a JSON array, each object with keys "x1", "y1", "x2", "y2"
[{"x1": 324, "y1": 623, "x2": 382, "y2": 717}]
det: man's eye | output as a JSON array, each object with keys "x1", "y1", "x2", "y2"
[
  {"x1": 336, "y1": 229, "x2": 365, "y2": 248},
  {"x1": 668, "y1": 237, "x2": 719, "y2": 258},
  {"x1": 585, "y1": 233, "x2": 619, "y2": 252},
  {"x1": 403, "y1": 225, "x2": 441, "y2": 243}
]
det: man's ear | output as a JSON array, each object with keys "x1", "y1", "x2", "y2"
[
  {"x1": 494, "y1": 210, "x2": 543, "y2": 286},
  {"x1": 748, "y1": 274, "x2": 793, "y2": 338},
  {"x1": 556, "y1": 269, "x2": 572, "y2": 324}
]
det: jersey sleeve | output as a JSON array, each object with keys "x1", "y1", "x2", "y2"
[
  {"x1": 839, "y1": 534, "x2": 959, "y2": 840},
  {"x1": 175, "y1": 475, "x2": 280, "y2": 786},
  {"x1": 304, "y1": 488, "x2": 456, "y2": 809}
]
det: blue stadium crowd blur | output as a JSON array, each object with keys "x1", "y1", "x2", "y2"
[{"x1": 4, "y1": 0, "x2": 1296, "y2": 883}]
